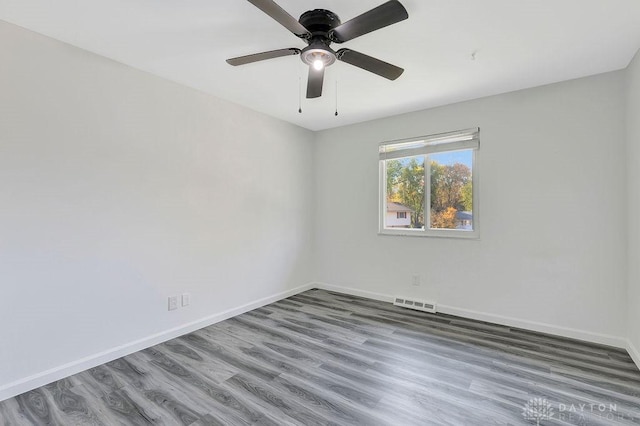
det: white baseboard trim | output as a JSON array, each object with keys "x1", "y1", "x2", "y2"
[
  {"x1": 313, "y1": 283, "x2": 628, "y2": 349},
  {"x1": 627, "y1": 339, "x2": 640, "y2": 370},
  {"x1": 0, "y1": 282, "x2": 315, "y2": 402},
  {"x1": 436, "y1": 304, "x2": 627, "y2": 349},
  {"x1": 314, "y1": 282, "x2": 394, "y2": 303}
]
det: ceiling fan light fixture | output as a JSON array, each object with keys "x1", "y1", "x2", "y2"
[{"x1": 301, "y1": 45, "x2": 336, "y2": 69}]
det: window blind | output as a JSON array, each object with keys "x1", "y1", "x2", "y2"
[{"x1": 379, "y1": 128, "x2": 480, "y2": 161}]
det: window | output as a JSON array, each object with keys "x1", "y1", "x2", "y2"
[{"x1": 379, "y1": 128, "x2": 479, "y2": 238}]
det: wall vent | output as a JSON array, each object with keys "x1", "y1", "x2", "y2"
[{"x1": 393, "y1": 297, "x2": 437, "y2": 313}]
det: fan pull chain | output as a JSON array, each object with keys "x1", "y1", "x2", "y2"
[
  {"x1": 335, "y1": 80, "x2": 339, "y2": 116},
  {"x1": 298, "y1": 77, "x2": 302, "y2": 114}
]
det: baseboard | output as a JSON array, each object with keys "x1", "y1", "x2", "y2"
[
  {"x1": 313, "y1": 283, "x2": 628, "y2": 349},
  {"x1": 314, "y1": 282, "x2": 394, "y2": 303},
  {"x1": 627, "y1": 339, "x2": 640, "y2": 370},
  {"x1": 0, "y1": 282, "x2": 315, "y2": 402},
  {"x1": 436, "y1": 304, "x2": 627, "y2": 349}
]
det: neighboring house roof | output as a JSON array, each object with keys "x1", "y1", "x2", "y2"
[
  {"x1": 387, "y1": 202, "x2": 414, "y2": 213},
  {"x1": 456, "y1": 211, "x2": 473, "y2": 221}
]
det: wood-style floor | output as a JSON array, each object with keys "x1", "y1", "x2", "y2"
[{"x1": 1, "y1": 289, "x2": 639, "y2": 425}]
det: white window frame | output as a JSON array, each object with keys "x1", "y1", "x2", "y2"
[{"x1": 378, "y1": 128, "x2": 480, "y2": 239}]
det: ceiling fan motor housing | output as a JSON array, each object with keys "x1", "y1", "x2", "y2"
[
  {"x1": 298, "y1": 9, "x2": 341, "y2": 35},
  {"x1": 299, "y1": 9, "x2": 341, "y2": 67}
]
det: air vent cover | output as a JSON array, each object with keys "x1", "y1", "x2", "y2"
[{"x1": 393, "y1": 297, "x2": 437, "y2": 313}]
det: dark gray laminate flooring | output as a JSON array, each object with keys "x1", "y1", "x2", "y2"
[{"x1": 1, "y1": 289, "x2": 639, "y2": 425}]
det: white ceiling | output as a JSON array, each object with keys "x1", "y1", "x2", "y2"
[{"x1": 1, "y1": 0, "x2": 640, "y2": 131}]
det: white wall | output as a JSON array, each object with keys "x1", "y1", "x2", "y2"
[
  {"x1": 627, "y1": 49, "x2": 640, "y2": 363},
  {"x1": 314, "y1": 72, "x2": 628, "y2": 345},
  {"x1": 0, "y1": 20, "x2": 314, "y2": 400}
]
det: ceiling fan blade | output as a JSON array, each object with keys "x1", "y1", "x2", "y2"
[
  {"x1": 246, "y1": 0, "x2": 311, "y2": 38},
  {"x1": 226, "y1": 48, "x2": 301, "y2": 66},
  {"x1": 336, "y1": 48, "x2": 404, "y2": 80},
  {"x1": 306, "y1": 66, "x2": 324, "y2": 98},
  {"x1": 329, "y1": 0, "x2": 408, "y2": 43}
]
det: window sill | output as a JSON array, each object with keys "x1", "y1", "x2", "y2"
[{"x1": 378, "y1": 228, "x2": 479, "y2": 239}]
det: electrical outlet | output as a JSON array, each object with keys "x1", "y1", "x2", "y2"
[
  {"x1": 412, "y1": 274, "x2": 421, "y2": 286},
  {"x1": 168, "y1": 296, "x2": 178, "y2": 311},
  {"x1": 182, "y1": 293, "x2": 191, "y2": 307}
]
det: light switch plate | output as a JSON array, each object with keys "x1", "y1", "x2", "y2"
[{"x1": 182, "y1": 293, "x2": 191, "y2": 307}]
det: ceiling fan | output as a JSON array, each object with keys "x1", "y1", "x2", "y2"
[{"x1": 226, "y1": 0, "x2": 409, "y2": 99}]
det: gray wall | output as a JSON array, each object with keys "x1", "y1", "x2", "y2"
[
  {"x1": 0, "y1": 20, "x2": 315, "y2": 399},
  {"x1": 314, "y1": 72, "x2": 628, "y2": 346},
  {"x1": 627, "y1": 48, "x2": 640, "y2": 363}
]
